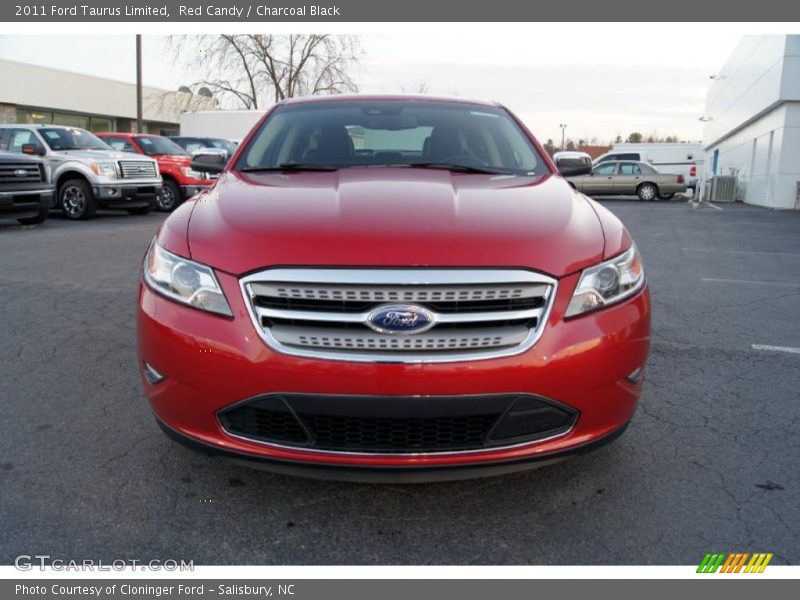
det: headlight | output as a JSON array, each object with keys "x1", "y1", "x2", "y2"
[
  {"x1": 143, "y1": 240, "x2": 232, "y2": 316},
  {"x1": 566, "y1": 244, "x2": 645, "y2": 317},
  {"x1": 90, "y1": 160, "x2": 118, "y2": 179},
  {"x1": 181, "y1": 166, "x2": 206, "y2": 180}
]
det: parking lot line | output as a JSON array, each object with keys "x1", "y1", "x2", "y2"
[
  {"x1": 701, "y1": 277, "x2": 800, "y2": 287},
  {"x1": 752, "y1": 344, "x2": 800, "y2": 355}
]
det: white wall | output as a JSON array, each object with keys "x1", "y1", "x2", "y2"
[
  {"x1": 703, "y1": 36, "x2": 800, "y2": 209},
  {"x1": 0, "y1": 58, "x2": 214, "y2": 123},
  {"x1": 706, "y1": 102, "x2": 800, "y2": 209},
  {"x1": 703, "y1": 36, "x2": 799, "y2": 147},
  {"x1": 180, "y1": 110, "x2": 267, "y2": 141}
]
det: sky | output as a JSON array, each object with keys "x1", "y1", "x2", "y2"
[{"x1": 0, "y1": 30, "x2": 744, "y2": 144}]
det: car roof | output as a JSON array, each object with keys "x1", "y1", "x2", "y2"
[
  {"x1": 0, "y1": 124, "x2": 72, "y2": 129},
  {"x1": 279, "y1": 93, "x2": 498, "y2": 108}
]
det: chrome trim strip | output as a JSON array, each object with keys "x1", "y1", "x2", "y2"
[
  {"x1": 0, "y1": 188, "x2": 52, "y2": 196},
  {"x1": 253, "y1": 305, "x2": 544, "y2": 325},
  {"x1": 245, "y1": 268, "x2": 554, "y2": 286},
  {"x1": 221, "y1": 426, "x2": 574, "y2": 458},
  {"x1": 239, "y1": 268, "x2": 557, "y2": 364},
  {"x1": 269, "y1": 324, "x2": 529, "y2": 351}
]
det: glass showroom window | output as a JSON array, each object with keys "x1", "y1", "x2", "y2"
[
  {"x1": 16, "y1": 108, "x2": 53, "y2": 125},
  {"x1": 53, "y1": 113, "x2": 90, "y2": 129}
]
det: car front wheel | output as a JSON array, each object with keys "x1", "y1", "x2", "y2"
[
  {"x1": 155, "y1": 180, "x2": 181, "y2": 212},
  {"x1": 637, "y1": 183, "x2": 658, "y2": 201},
  {"x1": 60, "y1": 179, "x2": 97, "y2": 220}
]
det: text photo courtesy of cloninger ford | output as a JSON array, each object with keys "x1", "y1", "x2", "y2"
[{"x1": 0, "y1": 28, "x2": 798, "y2": 577}]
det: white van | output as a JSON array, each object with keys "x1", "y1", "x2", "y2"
[{"x1": 594, "y1": 143, "x2": 703, "y2": 191}]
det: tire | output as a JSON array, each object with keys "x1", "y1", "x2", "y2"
[
  {"x1": 17, "y1": 206, "x2": 49, "y2": 225},
  {"x1": 59, "y1": 179, "x2": 97, "y2": 220},
  {"x1": 658, "y1": 193, "x2": 675, "y2": 200},
  {"x1": 155, "y1": 179, "x2": 181, "y2": 212},
  {"x1": 637, "y1": 182, "x2": 658, "y2": 201},
  {"x1": 126, "y1": 200, "x2": 154, "y2": 215}
]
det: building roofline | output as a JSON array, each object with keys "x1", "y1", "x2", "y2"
[{"x1": 703, "y1": 99, "x2": 788, "y2": 150}]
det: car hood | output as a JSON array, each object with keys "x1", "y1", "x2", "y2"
[
  {"x1": 185, "y1": 168, "x2": 606, "y2": 277},
  {"x1": 151, "y1": 154, "x2": 192, "y2": 166},
  {"x1": 55, "y1": 149, "x2": 153, "y2": 161}
]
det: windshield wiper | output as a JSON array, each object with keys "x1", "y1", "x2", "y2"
[
  {"x1": 408, "y1": 162, "x2": 513, "y2": 175},
  {"x1": 240, "y1": 163, "x2": 339, "y2": 172}
]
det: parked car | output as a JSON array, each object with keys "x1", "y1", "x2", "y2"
[
  {"x1": 594, "y1": 143, "x2": 703, "y2": 191},
  {"x1": 169, "y1": 136, "x2": 238, "y2": 159},
  {"x1": 569, "y1": 160, "x2": 687, "y2": 201},
  {"x1": 97, "y1": 133, "x2": 214, "y2": 211},
  {"x1": 0, "y1": 125, "x2": 161, "y2": 220},
  {"x1": 139, "y1": 95, "x2": 650, "y2": 482},
  {"x1": 0, "y1": 152, "x2": 52, "y2": 225}
]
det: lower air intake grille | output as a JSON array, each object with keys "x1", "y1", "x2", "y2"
[{"x1": 219, "y1": 393, "x2": 577, "y2": 454}]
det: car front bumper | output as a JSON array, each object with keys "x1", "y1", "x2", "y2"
[
  {"x1": 94, "y1": 182, "x2": 162, "y2": 206},
  {"x1": 137, "y1": 270, "x2": 651, "y2": 481},
  {"x1": 0, "y1": 188, "x2": 53, "y2": 219}
]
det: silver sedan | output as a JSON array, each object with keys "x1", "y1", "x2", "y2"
[{"x1": 568, "y1": 160, "x2": 687, "y2": 201}]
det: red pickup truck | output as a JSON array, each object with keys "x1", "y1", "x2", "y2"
[{"x1": 97, "y1": 133, "x2": 213, "y2": 211}]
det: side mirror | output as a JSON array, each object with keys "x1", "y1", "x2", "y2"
[
  {"x1": 555, "y1": 156, "x2": 592, "y2": 177},
  {"x1": 190, "y1": 151, "x2": 227, "y2": 175},
  {"x1": 21, "y1": 143, "x2": 46, "y2": 156}
]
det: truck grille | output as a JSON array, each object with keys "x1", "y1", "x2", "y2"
[
  {"x1": 218, "y1": 393, "x2": 577, "y2": 454},
  {"x1": 241, "y1": 269, "x2": 556, "y2": 363},
  {"x1": 118, "y1": 160, "x2": 157, "y2": 179},
  {"x1": 0, "y1": 162, "x2": 43, "y2": 184}
]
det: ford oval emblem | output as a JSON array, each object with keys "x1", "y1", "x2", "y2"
[
  {"x1": 366, "y1": 304, "x2": 436, "y2": 335},
  {"x1": 14, "y1": 169, "x2": 29, "y2": 177}
]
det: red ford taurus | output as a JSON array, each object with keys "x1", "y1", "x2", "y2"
[{"x1": 137, "y1": 95, "x2": 650, "y2": 482}]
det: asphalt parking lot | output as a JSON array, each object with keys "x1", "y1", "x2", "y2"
[{"x1": 1, "y1": 198, "x2": 798, "y2": 565}]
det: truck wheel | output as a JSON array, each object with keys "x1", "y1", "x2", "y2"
[
  {"x1": 637, "y1": 183, "x2": 658, "y2": 201},
  {"x1": 658, "y1": 193, "x2": 675, "y2": 200},
  {"x1": 155, "y1": 180, "x2": 181, "y2": 212},
  {"x1": 60, "y1": 179, "x2": 97, "y2": 220},
  {"x1": 126, "y1": 200, "x2": 154, "y2": 215},
  {"x1": 18, "y1": 206, "x2": 49, "y2": 225}
]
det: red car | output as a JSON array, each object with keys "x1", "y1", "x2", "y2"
[
  {"x1": 137, "y1": 95, "x2": 651, "y2": 482},
  {"x1": 97, "y1": 133, "x2": 213, "y2": 211}
]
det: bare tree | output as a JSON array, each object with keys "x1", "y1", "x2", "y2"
[
  {"x1": 168, "y1": 34, "x2": 362, "y2": 109},
  {"x1": 400, "y1": 81, "x2": 430, "y2": 94}
]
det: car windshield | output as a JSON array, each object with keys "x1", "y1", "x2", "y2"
[
  {"x1": 39, "y1": 127, "x2": 110, "y2": 151},
  {"x1": 137, "y1": 136, "x2": 189, "y2": 156},
  {"x1": 208, "y1": 139, "x2": 237, "y2": 154},
  {"x1": 236, "y1": 101, "x2": 546, "y2": 175}
]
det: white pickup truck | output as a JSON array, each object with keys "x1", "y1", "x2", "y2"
[
  {"x1": 0, "y1": 124, "x2": 162, "y2": 220},
  {"x1": 594, "y1": 143, "x2": 703, "y2": 192}
]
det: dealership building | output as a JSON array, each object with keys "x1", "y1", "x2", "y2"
[
  {"x1": 0, "y1": 58, "x2": 214, "y2": 135},
  {"x1": 702, "y1": 35, "x2": 800, "y2": 209}
]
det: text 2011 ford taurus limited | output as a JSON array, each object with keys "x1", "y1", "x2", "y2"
[{"x1": 137, "y1": 95, "x2": 650, "y2": 482}]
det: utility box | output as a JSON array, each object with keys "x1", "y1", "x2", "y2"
[{"x1": 707, "y1": 176, "x2": 738, "y2": 202}]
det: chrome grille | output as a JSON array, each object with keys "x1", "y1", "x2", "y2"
[
  {"x1": 118, "y1": 160, "x2": 157, "y2": 179},
  {"x1": 0, "y1": 162, "x2": 43, "y2": 184},
  {"x1": 241, "y1": 269, "x2": 556, "y2": 363}
]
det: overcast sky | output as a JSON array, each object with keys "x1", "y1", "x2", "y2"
[{"x1": 0, "y1": 32, "x2": 743, "y2": 143}]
